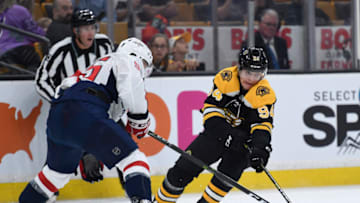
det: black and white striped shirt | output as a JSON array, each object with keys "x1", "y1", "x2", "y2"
[{"x1": 35, "y1": 33, "x2": 114, "y2": 101}]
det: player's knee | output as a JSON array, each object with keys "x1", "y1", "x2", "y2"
[
  {"x1": 166, "y1": 166, "x2": 195, "y2": 188},
  {"x1": 166, "y1": 157, "x2": 203, "y2": 188},
  {"x1": 115, "y1": 149, "x2": 150, "y2": 179}
]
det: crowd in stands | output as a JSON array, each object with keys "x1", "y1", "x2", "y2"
[
  {"x1": 0, "y1": 0, "x2": 45, "y2": 73},
  {"x1": 0, "y1": 0, "x2": 353, "y2": 75}
]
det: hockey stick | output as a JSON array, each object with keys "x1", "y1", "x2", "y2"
[
  {"x1": 261, "y1": 165, "x2": 292, "y2": 203},
  {"x1": 147, "y1": 131, "x2": 270, "y2": 203}
]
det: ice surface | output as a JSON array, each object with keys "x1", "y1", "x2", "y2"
[{"x1": 57, "y1": 184, "x2": 360, "y2": 203}]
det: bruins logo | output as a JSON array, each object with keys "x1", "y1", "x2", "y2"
[
  {"x1": 221, "y1": 70, "x2": 232, "y2": 81},
  {"x1": 256, "y1": 86, "x2": 270, "y2": 96}
]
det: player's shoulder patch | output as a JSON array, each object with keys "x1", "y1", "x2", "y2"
[
  {"x1": 256, "y1": 85, "x2": 271, "y2": 97},
  {"x1": 214, "y1": 66, "x2": 240, "y2": 96},
  {"x1": 220, "y1": 70, "x2": 232, "y2": 81},
  {"x1": 243, "y1": 79, "x2": 276, "y2": 108}
]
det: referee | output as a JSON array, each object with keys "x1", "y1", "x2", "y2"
[{"x1": 35, "y1": 9, "x2": 114, "y2": 102}]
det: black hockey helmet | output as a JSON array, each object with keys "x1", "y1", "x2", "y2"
[
  {"x1": 238, "y1": 47, "x2": 268, "y2": 73},
  {"x1": 71, "y1": 9, "x2": 96, "y2": 28}
]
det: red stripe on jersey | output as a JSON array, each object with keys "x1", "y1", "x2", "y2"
[
  {"x1": 99, "y1": 56, "x2": 111, "y2": 61},
  {"x1": 38, "y1": 171, "x2": 58, "y2": 193},
  {"x1": 123, "y1": 161, "x2": 150, "y2": 173},
  {"x1": 134, "y1": 61, "x2": 140, "y2": 71}
]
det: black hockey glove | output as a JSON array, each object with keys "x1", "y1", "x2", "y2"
[
  {"x1": 79, "y1": 153, "x2": 104, "y2": 183},
  {"x1": 249, "y1": 145, "x2": 272, "y2": 173}
]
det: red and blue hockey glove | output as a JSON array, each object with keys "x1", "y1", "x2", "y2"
[
  {"x1": 79, "y1": 153, "x2": 104, "y2": 183},
  {"x1": 126, "y1": 116, "x2": 150, "y2": 139}
]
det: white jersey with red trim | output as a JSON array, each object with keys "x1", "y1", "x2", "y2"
[{"x1": 56, "y1": 52, "x2": 148, "y2": 121}]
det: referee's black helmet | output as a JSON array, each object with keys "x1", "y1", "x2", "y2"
[{"x1": 71, "y1": 9, "x2": 96, "y2": 28}]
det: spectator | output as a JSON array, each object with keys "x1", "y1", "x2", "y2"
[
  {"x1": 142, "y1": 14, "x2": 169, "y2": 45},
  {"x1": 284, "y1": 0, "x2": 331, "y2": 26},
  {"x1": 0, "y1": 0, "x2": 45, "y2": 72},
  {"x1": 168, "y1": 32, "x2": 201, "y2": 72},
  {"x1": 148, "y1": 33, "x2": 170, "y2": 73},
  {"x1": 335, "y1": 1, "x2": 351, "y2": 25},
  {"x1": 72, "y1": 0, "x2": 117, "y2": 22},
  {"x1": 192, "y1": 0, "x2": 248, "y2": 22},
  {"x1": 138, "y1": 0, "x2": 178, "y2": 22},
  {"x1": 15, "y1": 0, "x2": 32, "y2": 11},
  {"x1": 73, "y1": 0, "x2": 105, "y2": 20},
  {"x1": 217, "y1": 0, "x2": 248, "y2": 21},
  {"x1": 116, "y1": 0, "x2": 141, "y2": 22},
  {"x1": 242, "y1": 9, "x2": 290, "y2": 69},
  {"x1": 254, "y1": 0, "x2": 274, "y2": 21},
  {"x1": 46, "y1": 0, "x2": 73, "y2": 45},
  {"x1": 37, "y1": 17, "x2": 52, "y2": 32}
]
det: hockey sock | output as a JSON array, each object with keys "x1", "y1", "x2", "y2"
[
  {"x1": 199, "y1": 178, "x2": 231, "y2": 203},
  {"x1": 155, "y1": 177, "x2": 184, "y2": 203},
  {"x1": 19, "y1": 181, "x2": 49, "y2": 203},
  {"x1": 124, "y1": 173, "x2": 152, "y2": 201}
]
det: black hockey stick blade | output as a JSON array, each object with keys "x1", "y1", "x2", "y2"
[
  {"x1": 262, "y1": 165, "x2": 292, "y2": 203},
  {"x1": 148, "y1": 131, "x2": 270, "y2": 203}
]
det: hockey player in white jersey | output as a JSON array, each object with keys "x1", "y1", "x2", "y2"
[{"x1": 19, "y1": 38, "x2": 154, "y2": 203}]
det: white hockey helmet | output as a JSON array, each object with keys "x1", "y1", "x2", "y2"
[{"x1": 116, "y1": 37, "x2": 153, "y2": 67}]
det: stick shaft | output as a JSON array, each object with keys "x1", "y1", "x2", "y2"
[{"x1": 262, "y1": 166, "x2": 292, "y2": 203}]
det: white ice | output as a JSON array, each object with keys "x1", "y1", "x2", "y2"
[{"x1": 57, "y1": 184, "x2": 360, "y2": 203}]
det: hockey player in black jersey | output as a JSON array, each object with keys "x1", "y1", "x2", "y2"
[{"x1": 155, "y1": 47, "x2": 276, "y2": 203}]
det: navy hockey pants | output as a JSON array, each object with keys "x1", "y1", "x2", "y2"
[{"x1": 46, "y1": 100, "x2": 137, "y2": 173}]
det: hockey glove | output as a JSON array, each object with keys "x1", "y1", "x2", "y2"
[
  {"x1": 79, "y1": 153, "x2": 104, "y2": 183},
  {"x1": 249, "y1": 145, "x2": 272, "y2": 173},
  {"x1": 126, "y1": 115, "x2": 150, "y2": 139}
]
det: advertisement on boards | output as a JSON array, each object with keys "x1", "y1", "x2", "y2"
[
  {"x1": 0, "y1": 73, "x2": 359, "y2": 183},
  {"x1": 266, "y1": 74, "x2": 360, "y2": 170},
  {"x1": 0, "y1": 81, "x2": 49, "y2": 182}
]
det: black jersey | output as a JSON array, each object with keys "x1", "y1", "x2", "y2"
[
  {"x1": 202, "y1": 66, "x2": 276, "y2": 136},
  {"x1": 35, "y1": 33, "x2": 114, "y2": 101}
]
